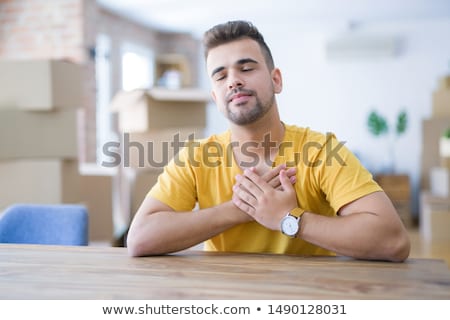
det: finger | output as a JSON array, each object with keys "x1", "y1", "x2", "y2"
[
  {"x1": 267, "y1": 166, "x2": 297, "y2": 189},
  {"x1": 261, "y1": 163, "x2": 286, "y2": 182},
  {"x1": 236, "y1": 173, "x2": 265, "y2": 196},
  {"x1": 289, "y1": 175, "x2": 296, "y2": 185},
  {"x1": 282, "y1": 167, "x2": 296, "y2": 188},
  {"x1": 270, "y1": 170, "x2": 296, "y2": 187},
  {"x1": 272, "y1": 177, "x2": 296, "y2": 190},
  {"x1": 232, "y1": 194, "x2": 255, "y2": 216},
  {"x1": 280, "y1": 169, "x2": 295, "y2": 193},
  {"x1": 267, "y1": 176, "x2": 282, "y2": 189},
  {"x1": 233, "y1": 183, "x2": 258, "y2": 208},
  {"x1": 242, "y1": 169, "x2": 274, "y2": 193},
  {"x1": 285, "y1": 167, "x2": 297, "y2": 178}
]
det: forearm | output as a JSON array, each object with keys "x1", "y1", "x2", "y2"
[
  {"x1": 127, "y1": 201, "x2": 248, "y2": 256},
  {"x1": 298, "y1": 211, "x2": 410, "y2": 262}
]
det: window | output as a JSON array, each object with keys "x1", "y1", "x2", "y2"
[
  {"x1": 95, "y1": 33, "x2": 116, "y2": 165},
  {"x1": 121, "y1": 43, "x2": 154, "y2": 91}
]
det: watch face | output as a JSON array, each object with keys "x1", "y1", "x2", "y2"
[{"x1": 281, "y1": 215, "x2": 299, "y2": 236}]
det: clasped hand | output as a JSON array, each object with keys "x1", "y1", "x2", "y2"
[{"x1": 232, "y1": 164, "x2": 298, "y2": 230}]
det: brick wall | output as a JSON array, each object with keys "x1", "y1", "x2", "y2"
[{"x1": 0, "y1": 0, "x2": 85, "y2": 61}]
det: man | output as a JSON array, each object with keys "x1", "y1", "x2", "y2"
[{"x1": 127, "y1": 20, "x2": 410, "y2": 261}]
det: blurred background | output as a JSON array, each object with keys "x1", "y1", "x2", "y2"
[{"x1": 0, "y1": 0, "x2": 449, "y2": 263}]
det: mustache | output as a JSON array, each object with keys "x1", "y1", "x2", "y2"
[{"x1": 225, "y1": 88, "x2": 255, "y2": 102}]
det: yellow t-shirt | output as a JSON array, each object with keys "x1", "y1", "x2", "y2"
[{"x1": 148, "y1": 124, "x2": 382, "y2": 256}]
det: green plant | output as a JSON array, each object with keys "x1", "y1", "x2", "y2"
[
  {"x1": 367, "y1": 111, "x2": 388, "y2": 136},
  {"x1": 366, "y1": 109, "x2": 408, "y2": 174},
  {"x1": 396, "y1": 111, "x2": 408, "y2": 135},
  {"x1": 367, "y1": 109, "x2": 408, "y2": 138},
  {"x1": 443, "y1": 128, "x2": 450, "y2": 139}
]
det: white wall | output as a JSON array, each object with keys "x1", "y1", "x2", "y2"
[{"x1": 203, "y1": 18, "x2": 450, "y2": 216}]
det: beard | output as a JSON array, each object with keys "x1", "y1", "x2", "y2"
[{"x1": 225, "y1": 88, "x2": 275, "y2": 125}]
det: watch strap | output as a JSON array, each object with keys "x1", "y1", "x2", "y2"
[{"x1": 289, "y1": 207, "x2": 305, "y2": 219}]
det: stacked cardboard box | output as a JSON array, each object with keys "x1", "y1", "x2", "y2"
[
  {"x1": 110, "y1": 87, "x2": 210, "y2": 133},
  {"x1": 109, "y1": 87, "x2": 210, "y2": 237},
  {"x1": 0, "y1": 108, "x2": 79, "y2": 160},
  {"x1": 0, "y1": 60, "x2": 82, "y2": 111},
  {"x1": 421, "y1": 75, "x2": 450, "y2": 188},
  {"x1": 131, "y1": 168, "x2": 162, "y2": 218},
  {"x1": 420, "y1": 75, "x2": 450, "y2": 240},
  {"x1": 432, "y1": 76, "x2": 450, "y2": 118},
  {"x1": 420, "y1": 192, "x2": 450, "y2": 242},
  {"x1": 77, "y1": 165, "x2": 114, "y2": 243},
  {"x1": 0, "y1": 159, "x2": 82, "y2": 209},
  {"x1": 421, "y1": 117, "x2": 450, "y2": 190},
  {"x1": 0, "y1": 59, "x2": 83, "y2": 204},
  {"x1": 0, "y1": 60, "x2": 113, "y2": 243},
  {"x1": 433, "y1": 75, "x2": 450, "y2": 169}
]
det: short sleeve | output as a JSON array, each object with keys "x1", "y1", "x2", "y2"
[{"x1": 312, "y1": 133, "x2": 382, "y2": 212}]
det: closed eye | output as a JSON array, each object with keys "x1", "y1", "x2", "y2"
[{"x1": 215, "y1": 74, "x2": 226, "y2": 81}]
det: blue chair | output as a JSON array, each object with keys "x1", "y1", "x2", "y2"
[{"x1": 0, "y1": 204, "x2": 89, "y2": 246}]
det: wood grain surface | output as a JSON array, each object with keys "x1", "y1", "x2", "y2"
[{"x1": 1, "y1": 244, "x2": 449, "y2": 299}]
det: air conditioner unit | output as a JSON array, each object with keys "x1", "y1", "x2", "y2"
[{"x1": 325, "y1": 34, "x2": 402, "y2": 60}]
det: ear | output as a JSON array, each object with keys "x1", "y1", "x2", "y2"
[{"x1": 271, "y1": 68, "x2": 283, "y2": 94}]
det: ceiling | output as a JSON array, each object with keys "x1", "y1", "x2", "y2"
[{"x1": 96, "y1": 0, "x2": 450, "y2": 37}]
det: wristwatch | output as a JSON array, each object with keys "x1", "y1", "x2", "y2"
[{"x1": 280, "y1": 207, "x2": 305, "y2": 238}]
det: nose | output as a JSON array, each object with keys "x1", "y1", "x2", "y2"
[{"x1": 227, "y1": 72, "x2": 244, "y2": 90}]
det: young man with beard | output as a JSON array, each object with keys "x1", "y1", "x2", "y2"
[{"x1": 127, "y1": 20, "x2": 410, "y2": 262}]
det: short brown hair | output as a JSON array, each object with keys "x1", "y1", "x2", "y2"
[{"x1": 203, "y1": 20, "x2": 274, "y2": 70}]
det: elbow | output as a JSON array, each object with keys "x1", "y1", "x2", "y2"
[
  {"x1": 127, "y1": 241, "x2": 145, "y2": 257},
  {"x1": 126, "y1": 233, "x2": 146, "y2": 257},
  {"x1": 387, "y1": 229, "x2": 411, "y2": 262},
  {"x1": 126, "y1": 231, "x2": 160, "y2": 257}
]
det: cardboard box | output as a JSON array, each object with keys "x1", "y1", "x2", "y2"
[
  {"x1": 0, "y1": 159, "x2": 82, "y2": 209},
  {"x1": 375, "y1": 174, "x2": 410, "y2": 201},
  {"x1": 430, "y1": 167, "x2": 450, "y2": 197},
  {"x1": 155, "y1": 54, "x2": 192, "y2": 88},
  {"x1": 421, "y1": 117, "x2": 450, "y2": 190},
  {"x1": 442, "y1": 157, "x2": 450, "y2": 169},
  {"x1": 110, "y1": 88, "x2": 210, "y2": 132},
  {"x1": 0, "y1": 60, "x2": 82, "y2": 111},
  {"x1": 132, "y1": 168, "x2": 162, "y2": 217},
  {"x1": 123, "y1": 127, "x2": 205, "y2": 169},
  {"x1": 0, "y1": 160, "x2": 116, "y2": 244},
  {"x1": 432, "y1": 89, "x2": 450, "y2": 117},
  {"x1": 79, "y1": 173, "x2": 114, "y2": 243},
  {"x1": 375, "y1": 174, "x2": 412, "y2": 227},
  {"x1": 438, "y1": 76, "x2": 450, "y2": 90},
  {"x1": 420, "y1": 192, "x2": 450, "y2": 242},
  {"x1": 0, "y1": 109, "x2": 79, "y2": 160}
]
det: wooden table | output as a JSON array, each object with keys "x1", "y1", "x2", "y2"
[{"x1": 1, "y1": 244, "x2": 449, "y2": 299}]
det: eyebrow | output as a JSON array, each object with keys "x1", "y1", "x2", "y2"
[{"x1": 210, "y1": 58, "x2": 259, "y2": 78}]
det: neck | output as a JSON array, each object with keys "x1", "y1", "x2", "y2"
[
  {"x1": 229, "y1": 106, "x2": 285, "y2": 172},
  {"x1": 230, "y1": 105, "x2": 284, "y2": 144}
]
